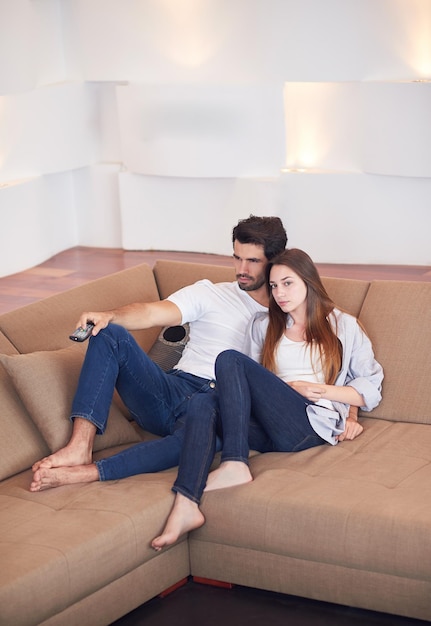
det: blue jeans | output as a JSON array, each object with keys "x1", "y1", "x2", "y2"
[
  {"x1": 70, "y1": 324, "x2": 216, "y2": 481},
  {"x1": 172, "y1": 392, "x2": 222, "y2": 504},
  {"x1": 170, "y1": 350, "x2": 325, "y2": 504},
  {"x1": 215, "y1": 350, "x2": 325, "y2": 463}
]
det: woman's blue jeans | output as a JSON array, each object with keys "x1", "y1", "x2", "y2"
[
  {"x1": 215, "y1": 350, "x2": 325, "y2": 463},
  {"x1": 70, "y1": 324, "x2": 217, "y2": 481},
  {"x1": 173, "y1": 392, "x2": 221, "y2": 504},
  {"x1": 171, "y1": 349, "x2": 325, "y2": 504}
]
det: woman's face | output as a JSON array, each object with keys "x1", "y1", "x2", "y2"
[{"x1": 269, "y1": 264, "x2": 308, "y2": 316}]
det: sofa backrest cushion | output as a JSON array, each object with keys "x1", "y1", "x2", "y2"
[
  {"x1": 154, "y1": 260, "x2": 235, "y2": 300},
  {"x1": 0, "y1": 347, "x2": 142, "y2": 458},
  {"x1": 0, "y1": 365, "x2": 50, "y2": 481},
  {"x1": 321, "y1": 276, "x2": 370, "y2": 318},
  {"x1": 0, "y1": 332, "x2": 50, "y2": 481},
  {"x1": 0, "y1": 331, "x2": 17, "y2": 356},
  {"x1": 359, "y1": 280, "x2": 431, "y2": 424},
  {"x1": 153, "y1": 261, "x2": 370, "y2": 318},
  {"x1": 0, "y1": 263, "x2": 161, "y2": 354}
]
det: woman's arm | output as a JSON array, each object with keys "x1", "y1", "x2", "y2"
[
  {"x1": 288, "y1": 380, "x2": 364, "y2": 406},
  {"x1": 288, "y1": 381, "x2": 365, "y2": 441}
]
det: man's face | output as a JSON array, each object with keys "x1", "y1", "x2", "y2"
[{"x1": 233, "y1": 241, "x2": 268, "y2": 292}]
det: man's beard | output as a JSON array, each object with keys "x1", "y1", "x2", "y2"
[{"x1": 236, "y1": 274, "x2": 266, "y2": 292}]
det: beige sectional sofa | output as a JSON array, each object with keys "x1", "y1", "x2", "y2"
[{"x1": 1, "y1": 259, "x2": 431, "y2": 626}]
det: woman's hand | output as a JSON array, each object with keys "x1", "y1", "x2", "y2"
[
  {"x1": 288, "y1": 380, "x2": 327, "y2": 402},
  {"x1": 337, "y1": 417, "x2": 364, "y2": 441}
]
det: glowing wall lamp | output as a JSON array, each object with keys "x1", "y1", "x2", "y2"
[
  {"x1": 407, "y1": 3, "x2": 431, "y2": 80},
  {"x1": 283, "y1": 82, "x2": 361, "y2": 174}
]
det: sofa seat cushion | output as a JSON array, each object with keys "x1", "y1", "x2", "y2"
[
  {"x1": 0, "y1": 466, "x2": 179, "y2": 626},
  {"x1": 195, "y1": 417, "x2": 431, "y2": 582},
  {"x1": 0, "y1": 347, "x2": 142, "y2": 454}
]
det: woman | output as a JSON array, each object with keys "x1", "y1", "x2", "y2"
[{"x1": 152, "y1": 248, "x2": 383, "y2": 550}]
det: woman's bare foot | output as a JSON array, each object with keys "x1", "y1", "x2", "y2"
[
  {"x1": 30, "y1": 463, "x2": 99, "y2": 492},
  {"x1": 32, "y1": 418, "x2": 96, "y2": 473},
  {"x1": 151, "y1": 494, "x2": 205, "y2": 552},
  {"x1": 204, "y1": 461, "x2": 253, "y2": 492}
]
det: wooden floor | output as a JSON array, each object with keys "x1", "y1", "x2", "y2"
[
  {"x1": 112, "y1": 578, "x2": 427, "y2": 626},
  {"x1": 1, "y1": 246, "x2": 431, "y2": 315}
]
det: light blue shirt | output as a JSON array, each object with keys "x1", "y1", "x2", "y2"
[{"x1": 244, "y1": 308, "x2": 384, "y2": 444}]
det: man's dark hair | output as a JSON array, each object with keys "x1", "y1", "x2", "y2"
[{"x1": 232, "y1": 215, "x2": 287, "y2": 260}]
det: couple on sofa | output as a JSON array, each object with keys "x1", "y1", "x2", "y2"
[{"x1": 30, "y1": 214, "x2": 383, "y2": 550}]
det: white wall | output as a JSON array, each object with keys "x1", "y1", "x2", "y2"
[{"x1": 0, "y1": 0, "x2": 431, "y2": 276}]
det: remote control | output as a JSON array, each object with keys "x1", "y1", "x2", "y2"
[{"x1": 69, "y1": 323, "x2": 95, "y2": 342}]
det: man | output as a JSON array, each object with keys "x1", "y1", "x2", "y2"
[{"x1": 30, "y1": 215, "x2": 287, "y2": 491}]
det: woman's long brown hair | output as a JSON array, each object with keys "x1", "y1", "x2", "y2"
[{"x1": 261, "y1": 249, "x2": 342, "y2": 385}]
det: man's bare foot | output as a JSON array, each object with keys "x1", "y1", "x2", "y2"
[
  {"x1": 30, "y1": 463, "x2": 99, "y2": 492},
  {"x1": 204, "y1": 461, "x2": 253, "y2": 492},
  {"x1": 32, "y1": 418, "x2": 96, "y2": 472},
  {"x1": 32, "y1": 444, "x2": 93, "y2": 473},
  {"x1": 151, "y1": 494, "x2": 205, "y2": 552}
]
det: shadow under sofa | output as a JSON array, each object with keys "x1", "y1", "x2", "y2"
[{"x1": 0, "y1": 259, "x2": 430, "y2": 625}]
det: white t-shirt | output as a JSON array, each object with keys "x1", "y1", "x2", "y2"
[
  {"x1": 167, "y1": 279, "x2": 267, "y2": 380},
  {"x1": 275, "y1": 336, "x2": 334, "y2": 411}
]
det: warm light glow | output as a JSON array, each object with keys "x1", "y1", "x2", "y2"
[
  {"x1": 411, "y1": 38, "x2": 431, "y2": 77},
  {"x1": 283, "y1": 83, "x2": 335, "y2": 170},
  {"x1": 149, "y1": 0, "x2": 230, "y2": 68},
  {"x1": 404, "y1": 2, "x2": 431, "y2": 78},
  {"x1": 0, "y1": 177, "x2": 39, "y2": 189}
]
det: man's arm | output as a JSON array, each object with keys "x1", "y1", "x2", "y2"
[{"x1": 75, "y1": 300, "x2": 183, "y2": 336}]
